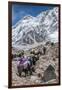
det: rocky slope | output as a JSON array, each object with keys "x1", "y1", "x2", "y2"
[
  {"x1": 12, "y1": 42, "x2": 59, "y2": 86},
  {"x1": 12, "y1": 7, "x2": 58, "y2": 51}
]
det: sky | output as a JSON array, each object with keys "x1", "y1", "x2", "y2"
[{"x1": 12, "y1": 4, "x2": 56, "y2": 26}]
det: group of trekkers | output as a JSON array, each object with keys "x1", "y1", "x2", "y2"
[{"x1": 14, "y1": 47, "x2": 46, "y2": 77}]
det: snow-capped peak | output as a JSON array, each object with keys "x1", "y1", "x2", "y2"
[{"x1": 12, "y1": 7, "x2": 58, "y2": 50}]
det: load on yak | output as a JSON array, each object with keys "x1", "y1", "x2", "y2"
[
  {"x1": 30, "y1": 46, "x2": 46, "y2": 56},
  {"x1": 12, "y1": 50, "x2": 24, "y2": 59},
  {"x1": 17, "y1": 50, "x2": 24, "y2": 57},
  {"x1": 17, "y1": 54, "x2": 39, "y2": 77},
  {"x1": 17, "y1": 56, "x2": 32, "y2": 76}
]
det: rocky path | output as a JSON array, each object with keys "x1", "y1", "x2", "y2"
[{"x1": 12, "y1": 43, "x2": 59, "y2": 86}]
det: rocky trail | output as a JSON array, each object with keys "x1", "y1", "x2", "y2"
[{"x1": 12, "y1": 43, "x2": 59, "y2": 86}]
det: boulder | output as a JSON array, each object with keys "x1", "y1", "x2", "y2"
[{"x1": 42, "y1": 65, "x2": 56, "y2": 82}]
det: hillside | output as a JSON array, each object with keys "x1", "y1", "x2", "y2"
[
  {"x1": 12, "y1": 42, "x2": 59, "y2": 86},
  {"x1": 12, "y1": 7, "x2": 58, "y2": 51}
]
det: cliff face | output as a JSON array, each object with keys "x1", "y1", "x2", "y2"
[{"x1": 12, "y1": 7, "x2": 58, "y2": 51}]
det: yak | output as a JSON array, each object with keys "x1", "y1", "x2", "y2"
[
  {"x1": 17, "y1": 54, "x2": 39, "y2": 77},
  {"x1": 17, "y1": 56, "x2": 34, "y2": 77}
]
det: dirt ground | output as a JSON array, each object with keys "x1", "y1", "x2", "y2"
[{"x1": 12, "y1": 43, "x2": 59, "y2": 86}]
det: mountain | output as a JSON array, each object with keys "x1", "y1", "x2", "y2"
[{"x1": 12, "y1": 7, "x2": 58, "y2": 51}]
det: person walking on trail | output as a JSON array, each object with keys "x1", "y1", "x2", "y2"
[{"x1": 43, "y1": 46, "x2": 46, "y2": 55}]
